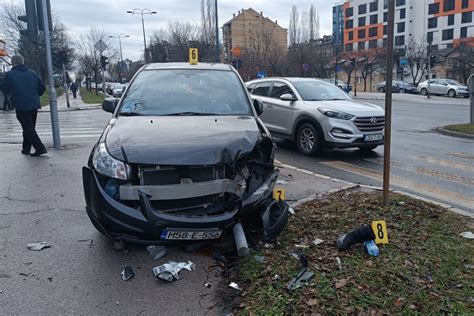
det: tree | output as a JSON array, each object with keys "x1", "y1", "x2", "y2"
[
  {"x1": 449, "y1": 44, "x2": 474, "y2": 83},
  {"x1": 406, "y1": 38, "x2": 428, "y2": 86},
  {"x1": 358, "y1": 48, "x2": 386, "y2": 91}
]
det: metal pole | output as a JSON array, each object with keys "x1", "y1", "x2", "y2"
[
  {"x1": 41, "y1": 0, "x2": 60, "y2": 149},
  {"x1": 215, "y1": 0, "x2": 219, "y2": 62},
  {"x1": 427, "y1": 41, "x2": 431, "y2": 99},
  {"x1": 471, "y1": 92, "x2": 474, "y2": 124},
  {"x1": 62, "y1": 62, "x2": 70, "y2": 108},
  {"x1": 383, "y1": 0, "x2": 395, "y2": 206},
  {"x1": 141, "y1": 13, "x2": 147, "y2": 63},
  {"x1": 119, "y1": 37, "x2": 123, "y2": 62},
  {"x1": 354, "y1": 59, "x2": 357, "y2": 97},
  {"x1": 335, "y1": 47, "x2": 338, "y2": 86}
]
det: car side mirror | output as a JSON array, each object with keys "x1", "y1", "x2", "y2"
[
  {"x1": 280, "y1": 93, "x2": 296, "y2": 102},
  {"x1": 102, "y1": 98, "x2": 118, "y2": 113},
  {"x1": 253, "y1": 99, "x2": 264, "y2": 116}
]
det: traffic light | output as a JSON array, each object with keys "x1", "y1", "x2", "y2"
[
  {"x1": 100, "y1": 55, "x2": 108, "y2": 70},
  {"x1": 430, "y1": 55, "x2": 437, "y2": 68},
  {"x1": 18, "y1": 0, "x2": 38, "y2": 43}
]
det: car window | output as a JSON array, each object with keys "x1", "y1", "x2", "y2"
[
  {"x1": 270, "y1": 82, "x2": 294, "y2": 99},
  {"x1": 119, "y1": 69, "x2": 252, "y2": 116},
  {"x1": 429, "y1": 79, "x2": 437, "y2": 84},
  {"x1": 253, "y1": 82, "x2": 271, "y2": 96},
  {"x1": 292, "y1": 80, "x2": 351, "y2": 101},
  {"x1": 445, "y1": 79, "x2": 460, "y2": 85},
  {"x1": 246, "y1": 83, "x2": 256, "y2": 93}
]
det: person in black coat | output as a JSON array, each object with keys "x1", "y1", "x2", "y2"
[
  {"x1": 0, "y1": 72, "x2": 12, "y2": 111},
  {"x1": 1, "y1": 55, "x2": 48, "y2": 156}
]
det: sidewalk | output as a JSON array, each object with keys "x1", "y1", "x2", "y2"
[
  {"x1": 352, "y1": 92, "x2": 470, "y2": 105},
  {"x1": 39, "y1": 91, "x2": 100, "y2": 112}
]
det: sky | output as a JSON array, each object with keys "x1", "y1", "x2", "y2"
[{"x1": 3, "y1": 0, "x2": 339, "y2": 61}]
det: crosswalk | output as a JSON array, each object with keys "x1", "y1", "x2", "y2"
[{"x1": 0, "y1": 109, "x2": 110, "y2": 144}]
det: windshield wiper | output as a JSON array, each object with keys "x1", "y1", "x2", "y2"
[
  {"x1": 119, "y1": 111, "x2": 144, "y2": 116},
  {"x1": 164, "y1": 112, "x2": 219, "y2": 116}
]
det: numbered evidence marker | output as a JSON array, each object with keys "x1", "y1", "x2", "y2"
[
  {"x1": 371, "y1": 220, "x2": 389, "y2": 244},
  {"x1": 273, "y1": 188, "x2": 285, "y2": 201},
  {"x1": 189, "y1": 48, "x2": 198, "y2": 65}
]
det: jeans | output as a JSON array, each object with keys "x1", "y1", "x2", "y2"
[{"x1": 16, "y1": 110, "x2": 46, "y2": 153}]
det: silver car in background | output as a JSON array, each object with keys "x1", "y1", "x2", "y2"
[
  {"x1": 246, "y1": 78, "x2": 385, "y2": 155},
  {"x1": 417, "y1": 79, "x2": 470, "y2": 98}
]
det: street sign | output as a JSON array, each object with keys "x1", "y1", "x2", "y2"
[
  {"x1": 302, "y1": 63, "x2": 310, "y2": 71},
  {"x1": 233, "y1": 47, "x2": 241, "y2": 57},
  {"x1": 189, "y1": 48, "x2": 198, "y2": 65},
  {"x1": 256, "y1": 70, "x2": 267, "y2": 78},
  {"x1": 399, "y1": 57, "x2": 408, "y2": 68},
  {"x1": 335, "y1": 64, "x2": 342, "y2": 73},
  {"x1": 94, "y1": 40, "x2": 107, "y2": 53}
]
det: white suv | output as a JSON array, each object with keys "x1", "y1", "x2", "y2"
[{"x1": 246, "y1": 78, "x2": 385, "y2": 155}]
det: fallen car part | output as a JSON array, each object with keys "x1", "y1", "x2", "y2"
[
  {"x1": 121, "y1": 266, "x2": 134, "y2": 281},
  {"x1": 312, "y1": 238, "x2": 324, "y2": 246},
  {"x1": 152, "y1": 261, "x2": 195, "y2": 282},
  {"x1": 460, "y1": 231, "x2": 474, "y2": 239},
  {"x1": 336, "y1": 257, "x2": 342, "y2": 270},
  {"x1": 233, "y1": 222, "x2": 250, "y2": 257},
  {"x1": 27, "y1": 242, "x2": 50, "y2": 251},
  {"x1": 287, "y1": 253, "x2": 314, "y2": 291},
  {"x1": 228, "y1": 282, "x2": 243, "y2": 291},
  {"x1": 262, "y1": 200, "x2": 290, "y2": 240},
  {"x1": 146, "y1": 245, "x2": 167, "y2": 260},
  {"x1": 337, "y1": 224, "x2": 375, "y2": 251}
]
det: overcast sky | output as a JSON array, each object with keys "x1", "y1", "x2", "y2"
[{"x1": 8, "y1": 0, "x2": 339, "y2": 60}]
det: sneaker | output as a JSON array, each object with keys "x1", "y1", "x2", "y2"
[
  {"x1": 31, "y1": 149, "x2": 48, "y2": 157},
  {"x1": 21, "y1": 150, "x2": 30, "y2": 155}
]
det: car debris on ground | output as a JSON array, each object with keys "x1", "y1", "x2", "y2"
[
  {"x1": 460, "y1": 231, "x2": 474, "y2": 239},
  {"x1": 121, "y1": 266, "x2": 134, "y2": 281},
  {"x1": 228, "y1": 282, "x2": 243, "y2": 292},
  {"x1": 26, "y1": 242, "x2": 50, "y2": 251},
  {"x1": 336, "y1": 224, "x2": 375, "y2": 251},
  {"x1": 152, "y1": 261, "x2": 195, "y2": 282},
  {"x1": 146, "y1": 245, "x2": 167, "y2": 260},
  {"x1": 287, "y1": 253, "x2": 314, "y2": 291}
]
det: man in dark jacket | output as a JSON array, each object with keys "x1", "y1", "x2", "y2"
[{"x1": 2, "y1": 55, "x2": 48, "y2": 156}]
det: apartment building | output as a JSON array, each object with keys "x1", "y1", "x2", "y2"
[
  {"x1": 333, "y1": 0, "x2": 474, "y2": 52},
  {"x1": 222, "y1": 8, "x2": 288, "y2": 61}
]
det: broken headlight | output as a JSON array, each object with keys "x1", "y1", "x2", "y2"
[{"x1": 92, "y1": 142, "x2": 130, "y2": 180}]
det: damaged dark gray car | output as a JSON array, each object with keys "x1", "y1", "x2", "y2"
[{"x1": 82, "y1": 63, "x2": 289, "y2": 248}]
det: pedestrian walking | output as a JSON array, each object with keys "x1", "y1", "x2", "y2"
[
  {"x1": 0, "y1": 72, "x2": 13, "y2": 111},
  {"x1": 1, "y1": 55, "x2": 48, "y2": 156},
  {"x1": 70, "y1": 81, "x2": 78, "y2": 99}
]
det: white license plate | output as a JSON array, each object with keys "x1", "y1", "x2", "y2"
[
  {"x1": 364, "y1": 134, "x2": 384, "y2": 142},
  {"x1": 160, "y1": 229, "x2": 222, "y2": 240}
]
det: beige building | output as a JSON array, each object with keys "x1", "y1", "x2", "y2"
[{"x1": 222, "y1": 8, "x2": 288, "y2": 61}]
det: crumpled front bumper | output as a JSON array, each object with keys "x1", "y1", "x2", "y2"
[{"x1": 82, "y1": 166, "x2": 279, "y2": 243}]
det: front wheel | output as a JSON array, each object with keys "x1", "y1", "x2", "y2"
[
  {"x1": 420, "y1": 88, "x2": 428, "y2": 96},
  {"x1": 378, "y1": 87, "x2": 385, "y2": 93},
  {"x1": 448, "y1": 89, "x2": 456, "y2": 98},
  {"x1": 296, "y1": 123, "x2": 322, "y2": 156}
]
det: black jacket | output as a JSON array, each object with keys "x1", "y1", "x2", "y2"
[{"x1": 2, "y1": 65, "x2": 46, "y2": 112}]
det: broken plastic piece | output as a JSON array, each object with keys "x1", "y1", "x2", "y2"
[
  {"x1": 146, "y1": 245, "x2": 167, "y2": 260},
  {"x1": 287, "y1": 253, "x2": 314, "y2": 291},
  {"x1": 288, "y1": 207, "x2": 296, "y2": 215},
  {"x1": 152, "y1": 261, "x2": 195, "y2": 282},
  {"x1": 312, "y1": 238, "x2": 324, "y2": 246},
  {"x1": 336, "y1": 257, "x2": 342, "y2": 270},
  {"x1": 121, "y1": 266, "x2": 134, "y2": 281},
  {"x1": 460, "y1": 231, "x2": 474, "y2": 239},
  {"x1": 228, "y1": 282, "x2": 243, "y2": 291},
  {"x1": 262, "y1": 200, "x2": 290, "y2": 240},
  {"x1": 27, "y1": 242, "x2": 50, "y2": 251},
  {"x1": 204, "y1": 282, "x2": 211, "y2": 288},
  {"x1": 337, "y1": 225, "x2": 375, "y2": 251},
  {"x1": 276, "y1": 180, "x2": 288, "y2": 185}
]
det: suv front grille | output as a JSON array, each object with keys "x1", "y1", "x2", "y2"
[{"x1": 354, "y1": 116, "x2": 385, "y2": 132}]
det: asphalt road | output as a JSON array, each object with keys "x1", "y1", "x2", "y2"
[{"x1": 275, "y1": 94, "x2": 474, "y2": 213}]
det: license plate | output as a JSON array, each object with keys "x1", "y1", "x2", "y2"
[
  {"x1": 160, "y1": 229, "x2": 222, "y2": 240},
  {"x1": 364, "y1": 134, "x2": 383, "y2": 142}
]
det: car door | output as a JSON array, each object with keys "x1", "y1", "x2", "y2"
[
  {"x1": 250, "y1": 82, "x2": 277, "y2": 130},
  {"x1": 266, "y1": 82, "x2": 298, "y2": 135},
  {"x1": 437, "y1": 79, "x2": 449, "y2": 95},
  {"x1": 429, "y1": 79, "x2": 441, "y2": 94}
]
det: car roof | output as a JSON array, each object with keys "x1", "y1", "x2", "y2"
[
  {"x1": 247, "y1": 77, "x2": 327, "y2": 85},
  {"x1": 144, "y1": 62, "x2": 233, "y2": 71}
]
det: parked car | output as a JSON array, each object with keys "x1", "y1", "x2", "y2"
[
  {"x1": 246, "y1": 78, "x2": 385, "y2": 155},
  {"x1": 323, "y1": 78, "x2": 352, "y2": 92},
  {"x1": 112, "y1": 84, "x2": 126, "y2": 98},
  {"x1": 417, "y1": 79, "x2": 470, "y2": 97},
  {"x1": 376, "y1": 80, "x2": 417, "y2": 93},
  {"x1": 82, "y1": 63, "x2": 289, "y2": 244}
]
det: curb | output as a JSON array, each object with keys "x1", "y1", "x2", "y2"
[
  {"x1": 277, "y1": 161, "x2": 474, "y2": 219},
  {"x1": 435, "y1": 127, "x2": 474, "y2": 139}
]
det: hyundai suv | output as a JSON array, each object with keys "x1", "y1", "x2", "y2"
[{"x1": 246, "y1": 78, "x2": 385, "y2": 155}]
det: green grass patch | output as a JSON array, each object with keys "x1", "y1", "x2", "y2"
[
  {"x1": 444, "y1": 124, "x2": 474, "y2": 135},
  {"x1": 40, "y1": 86, "x2": 64, "y2": 107},
  {"x1": 80, "y1": 87, "x2": 105, "y2": 104},
  {"x1": 235, "y1": 189, "x2": 474, "y2": 314}
]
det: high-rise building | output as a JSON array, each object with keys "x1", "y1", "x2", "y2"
[
  {"x1": 333, "y1": 3, "x2": 345, "y2": 52},
  {"x1": 333, "y1": 0, "x2": 474, "y2": 52}
]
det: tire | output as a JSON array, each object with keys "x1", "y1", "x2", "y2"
[
  {"x1": 359, "y1": 146, "x2": 378, "y2": 152},
  {"x1": 448, "y1": 89, "x2": 456, "y2": 98},
  {"x1": 420, "y1": 88, "x2": 428, "y2": 96},
  {"x1": 378, "y1": 87, "x2": 385, "y2": 93},
  {"x1": 296, "y1": 123, "x2": 322, "y2": 156}
]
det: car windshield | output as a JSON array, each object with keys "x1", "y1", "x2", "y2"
[
  {"x1": 118, "y1": 69, "x2": 251, "y2": 116},
  {"x1": 445, "y1": 79, "x2": 461, "y2": 85},
  {"x1": 292, "y1": 80, "x2": 351, "y2": 101}
]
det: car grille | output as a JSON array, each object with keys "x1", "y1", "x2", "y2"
[
  {"x1": 354, "y1": 116, "x2": 385, "y2": 132},
  {"x1": 139, "y1": 165, "x2": 226, "y2": 186}
]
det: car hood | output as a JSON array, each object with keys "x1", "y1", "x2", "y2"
[
  {"x1": 305, "y1": 100, "x2": 384, "y2": 116},
  {"x1": 105, "y1": 116, "x2": 261, "y2": 165}
]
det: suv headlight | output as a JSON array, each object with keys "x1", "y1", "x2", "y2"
[
  {"x1": 92, "y1": 142, "x2": 130, "y2": 180},
  {"x1": 317, "y1": 108, "x2": 355, "y2": 120}
]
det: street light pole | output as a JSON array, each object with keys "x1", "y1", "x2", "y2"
[
  {"x1": 215, "y1": 0, "x2": 219, "y2": 62},
  {"x1": 110, "y1": 34, "x2": 130, "y2": 83},
  {"x1": 127, "y1": 8, "x2": 157, "y2": 63}
]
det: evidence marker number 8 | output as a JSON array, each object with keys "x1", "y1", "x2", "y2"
[{"x1": 371, "y1": 220, "x2": 388, "y2": 244}]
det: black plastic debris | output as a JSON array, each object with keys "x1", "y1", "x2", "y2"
[
  {"x1": 121, "y1": 266, "x2": 134, "y2": 281},
  {"x1": 27, "y1": 242, "x2": 50, "y2": 251},
  {"x1": 212, "y1": 250, "x2": 228, "y2": 267},
  {"x1": 336, "y1": 225, "x2": 375, "y2": 251},
  {"x1": 262, "y1": 200, "x2": 290, "y2": 240},
  {"x1": 146, "y1": 245, "x2": 167, "y2": 260},
  {"x1": 287, "y1": 253, "x2": 314, "y2": 291}
]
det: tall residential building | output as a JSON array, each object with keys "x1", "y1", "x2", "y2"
[
  {"x1": 333, "y1": 0, "x2": 474, "y2": 52},
  {"x1": 333, "y1": 3, "x2": 345, "y2": 51},
  {"x1": 222, "y1": 8, "x2": 288, "y2": 61}
]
